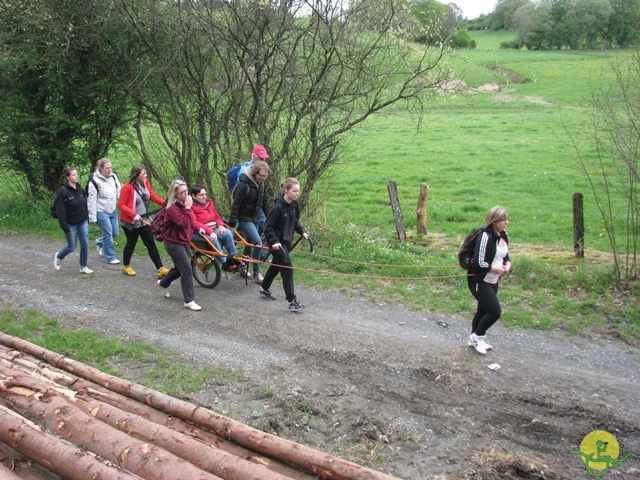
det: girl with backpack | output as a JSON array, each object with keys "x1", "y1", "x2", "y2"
[
  {"x1": 87, "y1": 157, "x2": 121, "y2": 265},
  {"x1": 466, "y1": 206, "x2": 511, "y2": 354}
]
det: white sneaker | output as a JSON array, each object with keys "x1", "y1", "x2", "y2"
[
  {"x1": 469, "y1": 333, "x2": 487, "y2": 355},
  {"x1": 254, "y1": 272, "x2": 264, "y2": 284},
  {"x1": 79, "y1": 266, "x2": 94, "y2": 274},
  {"x1": 468, "y1": 335, "x2": 493, "y2": 351},
  {"x1": 108, "y1": 259, "x2": 121, "y2": 265},
  {"x1": 157, "y1": 279, "x2": 170, "y2": 298},
  {"x1": 184, "y1": 301, "x2": 201, "y2": 311},
  {"x1": 96, "y1": 245, "x2": 103, "y2": 256},
  {"x1": 54, "y1": 253, "x2": 61, "y2": 271}
]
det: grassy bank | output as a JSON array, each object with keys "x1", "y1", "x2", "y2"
[{"x1": 0, "y1": 307, "x2": 242, "y2": 396}]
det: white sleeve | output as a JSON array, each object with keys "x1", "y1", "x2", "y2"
[{"x1": 87, "y1": 181, "x2": 97, "y2": 222}]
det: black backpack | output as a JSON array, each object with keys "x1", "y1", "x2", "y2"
[
  {"x1": 85, "y1": 177, "x2": 99, "y2": 198},
  {"x1": 85, "y1": 175, "x2": 119, "y2": 198},
  {"x1": 458, "y1": 227, "x2": 484, "y2": 270}
]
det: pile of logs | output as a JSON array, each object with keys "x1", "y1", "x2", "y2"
[{"x1": 0, "y1": 332, "x2": 401, "y2": 480}]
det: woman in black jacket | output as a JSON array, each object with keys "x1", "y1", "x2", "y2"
[
  {"x1": 467, "y1": 206, "x2": 511, "y2": 354},
  {"x1": 258, "y1": 178, "x2": 309, "y2": 312},
  {"x1": 53, "y1": 167, "x2": 93, "y2": 274},
  {"x1": 228, "y1": 161, "x2": 270, "y2": 283}
]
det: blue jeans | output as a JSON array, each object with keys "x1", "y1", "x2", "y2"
[
  {"x1": 215, "y1": 227, "x2": 237, "y2": 258},
  {"x1": 58, "y1": 220, "x2": 89, "y2": 267},
  {"x1": 238, "y1": 221, "x2": 264, "y2": 274},
  {"x1": 192, "y1": 228, "x2": 237, "y2": 263},
  {"x1": 96, "y1": 210, "x2": 119, "y2": 262}
]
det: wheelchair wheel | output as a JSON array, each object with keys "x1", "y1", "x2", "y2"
[{"x1": 191, "y1": 250, "x2": 222, "y2": 289}]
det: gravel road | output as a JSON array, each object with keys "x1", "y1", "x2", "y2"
[{"x1": 1, "y1": 234, "x2": 639, "y2": 479}]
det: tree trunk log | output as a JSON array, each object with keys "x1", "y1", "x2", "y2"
[
  {"x1": 0, "y1": 332, "x2": 401, "y2": 480},
  {"x1": 0, "y1": 405, "x2": 138, "y2": 480},
  {"x1": 1, "y1": 345, "x2": 315, "y2": 480},
  {"x1": 0, "y1": 366, "x2": 223, "y2": 480},
  {"x1": 0, "y1": 459, "x2": 29, "y2": 480},
  {"x1": 64, "y1": 390, "x2": 296, "y2": 480},
  {"x1": 0, "y1": 440, "x2": 61, "y2": 480}
]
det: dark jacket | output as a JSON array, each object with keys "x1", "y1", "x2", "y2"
[
  {"x1": 164, "y1": 202, "x2": 195, "y2": 245},
  {"x1": 264, "y1": 194, "x2": 305, "y2": 247},
  {"x1": 54, "y1": 183, "x2": 88, "y2": 233},
  {"x1": 228, "y1": 173, "x2": 268, "y2": 226},
  {"x1": 469, "y1": 228, "x2": 510, "y2": 275}
]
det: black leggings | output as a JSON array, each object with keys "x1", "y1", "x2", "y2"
[
  {"x1": 261, "y1": 243, "x2": 296, "y2": 302},
  {"x1": 467, "y1": 278, "x2": 501, "y2": 336},
  {"x1": 122, "y1": 224, "x2": 163, "y2": 269}
]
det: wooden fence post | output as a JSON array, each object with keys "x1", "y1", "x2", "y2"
[
  {"x1": 416, "y1": 183, "x2": 429, "y2": 235},
  {"x1": 387, "y1": 181, "x2": 406, "y2": 242},
  {"x1": 573, "y1": 192, "x2": 584, "y2": 258}
]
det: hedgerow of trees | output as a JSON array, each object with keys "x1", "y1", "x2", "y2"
[
  {"x1": 0, "y1": 0, "x2": 451, "y2": 206},
  {"x1": 0, "y1": 0, "x2": 135, "y2": 195},
  {"x1": 465, "y1": 0, "x2": 640, "y2": 50}
]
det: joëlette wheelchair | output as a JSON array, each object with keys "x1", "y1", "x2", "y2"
[{"x1": 189, "y1": 228, "x2": 270, "y2": 288}]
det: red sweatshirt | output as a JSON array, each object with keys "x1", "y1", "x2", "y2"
[{"x1": 191, "y1": 199, "x2": 226, "y2": 235}]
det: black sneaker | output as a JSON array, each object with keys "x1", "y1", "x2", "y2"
[
  {"x1": 288, "y1": 300, "x2": 305, "y2": 312},
  {"x1": 259, "y1": 288, "x2": 277, "y2": 301}
]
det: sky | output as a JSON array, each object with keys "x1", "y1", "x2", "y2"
[{"x1": 438, "y1": 0, "x2": 497, "y2": 19}]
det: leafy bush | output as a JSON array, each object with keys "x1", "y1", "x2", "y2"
[
  {"x1": 500, "y1": 40, "x2": 521, "y2": 49},
  {"x1": 453, "y1": 29, "x2": 476, "y2": 49}
]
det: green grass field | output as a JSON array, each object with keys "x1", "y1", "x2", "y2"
[
  {"x1": 306, "y1": 36, "x2": 638, "y2": 339},
  {"x1": 468, "y1": 29, "x2": 517, "y2": 50},
  {"x1": 319, "y1": 43, "x2": 630, "y2": 252}
]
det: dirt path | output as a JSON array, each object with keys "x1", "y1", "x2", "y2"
[{"x1": 1, "y1": 234, "x2": 639, "y2": 479}]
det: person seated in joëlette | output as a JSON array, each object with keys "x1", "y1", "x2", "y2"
[{"x1": 190, "y1": 184, "x2": 244, "y2": 272}]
